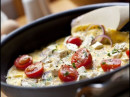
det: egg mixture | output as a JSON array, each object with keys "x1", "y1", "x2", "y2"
[{"x1": 6, "y1": 24, "x2": 129, "y2": 87}]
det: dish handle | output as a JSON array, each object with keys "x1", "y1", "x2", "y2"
[{"x1": 76, "y1": 67, "x2": 129, "y2": 97}]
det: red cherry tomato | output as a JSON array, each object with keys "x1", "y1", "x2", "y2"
[
  {"x1": 126, "y1": 50, "x2": 129, "y2": 57},
  {"x1": 58, "y1": 65, "x2": 78, "y2": 82},
  {"x1": 25, "y1": 62, "x2": 44, "y2": 78},
  {"x1": 101, "y1": 59, "x2": 121, "y2": 72},
  {"x1": 71, "y1": 48, "x2": 93, "y2": 69},
  {"x1": 66, "y1": 36, "x2": 82, "y2": 47},
  {"x1": 14, "y1": 55, "x2": 33, "y2": 70}
]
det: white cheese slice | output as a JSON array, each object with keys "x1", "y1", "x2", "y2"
[
  {"x1": 77, "y1": 66, "x2": 87, "y2": 74},
  {"x1": 77, "y1": 66, "x2": 88, "y2": 81},
  {"x1": 77, "y1": 73, "x2": 88, "y2": 81},
  {"x1": 66, "y1": 43, "x2": 78, "y2": 51},
  {"x1": 92, "y1": 41, "x2": 103, "y2": 49},
  {"x1": 114, "y1": 43, "x2": 127, "y2": 51},
  {"x1": 50, "y1": 66, "x2": 60, "y2": 77},
  {"x1": 21, "y1": 79, "x2": 38, "y2": 87},
  {"x1": 55, "y1": 50, "x2": 70, "y2": 58},
  {"x1": 111, "y1": 52, "x2": 122, "y2": 58},
  {"x1": 80, "y1": 36, "x2": 93, "y2": 48}
]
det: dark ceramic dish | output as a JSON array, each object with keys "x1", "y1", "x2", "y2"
[{"x1": 1, "y1": 3, "x2": 129, "y2": 97}]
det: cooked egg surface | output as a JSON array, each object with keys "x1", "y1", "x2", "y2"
[{"x1": 6, "y1": 24, "x2": 129, "y2": 87}]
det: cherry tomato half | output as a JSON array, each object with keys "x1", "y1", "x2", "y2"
[
  {"x1": 14, "y1": 55, "x2": 33, "y2": 70},
  {"x1": 126, "y1": 50, "x2": 129, "y2": 57},
  {"x1": 58, "y1": 65, "x2": 78, "y2": 82},
  {"x1": 66, "y1": 36, "x2": 82, "y2": 47},
  {"x1": 71, "y1": 48, "x2": 93, "y2": 69},
  {"x1": 25, "y1": 62, "x2": 44, "y2": 78},
  {"x1": 101, "y1": 59, "x2": 121, "y2": 72}
]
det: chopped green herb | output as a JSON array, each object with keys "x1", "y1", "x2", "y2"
[
  {"x1": 31, "y1": 83, "x2": 37, "y2": 87},
  {"x1": 46, "y1": 76, "x2": 52, "y2": 81},
  {"x1": 48, "y1": 55, "x2": 51, "y2": 57},
  {"x1": 84, "y1": 71, "x2": 87, "y2": 73},
  {"x1": 98, "y1": 26, "x2": 101, "y2": 29},
  {"x1": 83, "y1": 51, "x2": 87, "y2": 57},
  {"x1": 64, "y1": 71, "x2": 69, "y2": 76},
  {"x1": 72, "y1": 63, "x2": 76, "y2": 68},
  {"x1": 96, "y1": 54, "x2": 100, "y2": 57},
  {"x1": 112, "y1": 49, "x2": 119, "y2": 54},
  {"x1": 54, "y1": 75, "x2": 57, "y2": 77},
  {"x1": 56, "y1": 66, "x2": 58, "y2": 67},
  {"x1": 52, "y1": 49, "x2": 57, "y2": 53},
  {"x1": 107, "y1": 53, "x2": 111, "y2": 57},
  {"x1": 56, "y1": 45, "x2": 57, "y2": 49},
  {"x1": 102, "y1": 62, "x2": 106, "y2": 65}
]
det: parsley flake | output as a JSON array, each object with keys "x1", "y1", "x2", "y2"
[
  {"x1": 72, "y1": 63, "x2": 76, "y2": 68},
  {"x1": 102, "y1": 62, "x2": 106, "y2": 65},
  {"x1": 64, "y1": 71, "x2": 69, "y2": 76},
  {"x1": 112, "y1": 49, "x2": 119, "y2": 54},
  {"x1": 46, "y1": 76, "x2": 52, "y2": 81},
  {"x1": 98, "y1": 26, "x2": 101, "y2": 29},
  {"x1": 52, "y1": 49, "x2": 57, "y2": 53},
  {"x1": 107, "y1": 53, "x2": 111, "y2": 57}
]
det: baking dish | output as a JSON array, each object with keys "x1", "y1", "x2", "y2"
[{"x1": 1, "y1": 2, "x2": 129, "y2": 97}]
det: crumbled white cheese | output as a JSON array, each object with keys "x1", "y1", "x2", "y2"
[
  {"x1": 92, "y1": 41, "x2": 103, "y2": 49},
  {"x1": 77, "y1": 66, "x2": 88, "y2": 81},
  {"x1": 52, "y1": 78, "x2": 62, "y2": 86},
  {"x1": 66, "y1": 43, "x2": 78, "y2": 51},
  {"x1": 72, "y1": 32, "x2": 86, "y2": 40},
  {"x1": 77, "y1": 73, "x2": 88, "y2": 81},
  {"x1": 64, "y1": 36, "x2": 80, "y2": 51},
  {"x1": 51, "y1": 69, "x2": 58, "y2": 77},
  {"x1": 77, "y1": 66, "x2": 104, "y2": 81},
  {"x1": 111, "y1": 52, "x2": 122, "y2": 58},
  {"x1": 41, "y1": 48, "x2": 54, "y2": 63},
  {"x1": 42, "y1": 49, "x2": 69, "y2": 64},
  {"x1": 50, "y1": 66, "x2": 59, "y2": 77},
  {"x1": 21, "y1": 79, "x2": 38, "y2": 87},
  {"x1": 114, "y1": 43, "x2": 127, "y2": 51},
  {"x1": 77, "y1": 66, "x2": 87, "y2": 74},
  {"x1": 92, "y1": 70, "x2": 104, "y2": 76},
  {"x1": 45, "y1": 81, "x2": 53, "y2": 86},
  {"x1": 80, "y1": 36, "x2": 94, "y2": 48},
  {"x1": 42, "y1": 57, "x2": 52, "y2": 63},
  {"x1": 42, "y1": 72, "x2": 52, "y2": 80},
  {"x1": 44, "y1": 63, "x2": 52, "y2": 69},
  {"x1": 55, "y1": 50, "x2": 70, "y2": 58},
  {"x1": 61, "y1": 56, "x2": 71, "y2": 65},
  {"x1": 77, "y1": 69, "x2": 104, "y2": 81},
  {"x1": 42, "y1": 48, "x2": 52, "y2": 56}
]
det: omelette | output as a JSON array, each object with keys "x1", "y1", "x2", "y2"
[{"x1": 6, "y1": 24, "x2": 129, "y2": 87}]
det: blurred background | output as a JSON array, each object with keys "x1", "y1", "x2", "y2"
[
  {"x1": 1, "y1": 0, "x2": 129, "y2": 35},
  {"x1": 1, "y1": 0, "x2": 129, "y2": 37}
]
